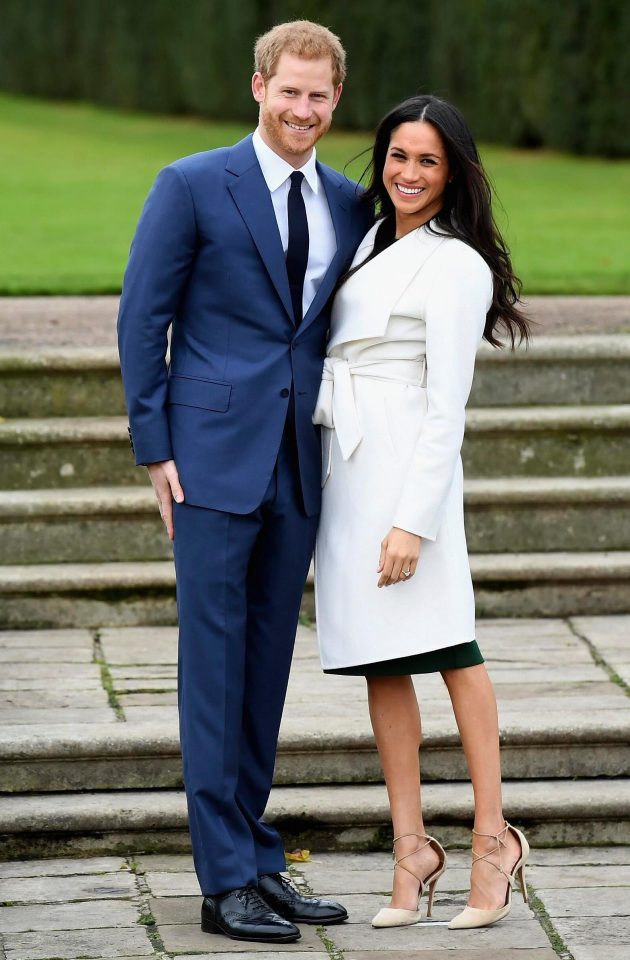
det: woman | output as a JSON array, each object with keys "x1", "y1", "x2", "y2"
[{"x1": 313, "y1": 95, "x2": 531, "y2": 931}]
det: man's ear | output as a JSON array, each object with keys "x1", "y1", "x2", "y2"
[
  {"x1": 332, "y1": 83, "x2": 343, "y2": 111},
  {"x1": 252, "y1": 72, "x2": 266, "y2": 103}
]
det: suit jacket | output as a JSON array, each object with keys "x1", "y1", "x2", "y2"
[{"x1": 117, "y1": 134, "x2": 372, "y2": 516}]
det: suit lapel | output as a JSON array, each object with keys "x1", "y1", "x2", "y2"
[
  {"x1": 299, "y1": 164, "x2": 352, "y2": 333},
  {"x1": 226, "y1": 136, "x2": 294, "y2": 323},
  {"x1": 327, "y1": 223, "x2": 447, "y2": 350}
]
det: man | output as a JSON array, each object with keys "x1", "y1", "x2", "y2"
[{"x1": 118, "y1": 20, "x2": 372, "y2": 945}]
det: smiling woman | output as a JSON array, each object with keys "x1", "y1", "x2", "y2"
[
  {"x1": 383, "y1": 122, "x2": 451, "y2": 234},
  {"x1": 312, "y1": 93, "x2": 531, "y2": 932}
]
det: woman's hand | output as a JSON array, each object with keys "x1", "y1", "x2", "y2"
[{"x1": 377, "y1": 527, "x2": 421, "y2": 587}]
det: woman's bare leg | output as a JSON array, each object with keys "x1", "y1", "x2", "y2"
[
  {"x1": 367, "y1": 674, "x2": 440, "y2": 909},
  {"x1": 441, "y1": 663, "x2": 521, "y2": 909}
]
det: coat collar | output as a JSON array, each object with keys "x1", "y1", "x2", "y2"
[
  {"x1": 327, "y1": 222, "x2": 447, "y2": 351},
  {"x1": 226, "y1": 135, "x2": 353, "y2": 331}
]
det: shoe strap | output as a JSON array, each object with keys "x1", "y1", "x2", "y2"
[
  {"x1": 470, "y1": 821, "x2": 514, "y2": 884},
  {"x1": 391, "y1": 833, "x2": 435, "y2": 890}
]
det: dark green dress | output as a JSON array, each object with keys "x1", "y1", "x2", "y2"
[{"x1": 323, "y1": 639, "x2": 484, "y2": 676}]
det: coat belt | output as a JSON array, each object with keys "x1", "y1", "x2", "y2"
[{"x1": 312, "y1": 356, "x2": 426, "y2": 482}]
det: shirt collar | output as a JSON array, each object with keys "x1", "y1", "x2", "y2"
[{"x1": 253, "y1": 127, "x2": 319, "y2": 195}]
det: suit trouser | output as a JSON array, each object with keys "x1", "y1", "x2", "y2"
[{"x1": 172, "y1": 421, "x2": 318, "y2": 895}]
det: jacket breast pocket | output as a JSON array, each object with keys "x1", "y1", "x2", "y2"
[{"x1": 167, "y1": 375, "x2": 232, "y2": 412}]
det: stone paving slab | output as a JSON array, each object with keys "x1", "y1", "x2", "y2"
[
  {"x1": 535, "y1": 885, "x2": 630, "y2": 916},
  {"x1": 330, "y1": 919, "x2": 550, "y2": 952},
  {"x1": 0, "y1": 629, "x2": 92, "y2": 647},
  {"x1": 0, "y1": 645, "x2": 93, "y2": 662},
  {"x1": 112, "y1": 678, "x2": 178, "y2": 693},
  {"x1": 551, "y1": 916, "x2": 630, "y2": 946},
  {"x1": 0, "y1": 855, "x2": 126, "y2": 878},
  {"x1": 157, "y1": 921, "x2": 323, "y2": 953},
  {"x1": 341, "y1": 953, "x2": 558, "y2": 959},
  {"x1": 134, "y1": 854, "x2": 194, "y2": 873},
  {"x1": 145, "y1": 871, "x2": 201, "y2": 897},
  {"x1": 149, "y1": 895, "x2": 199, "y2": 925},
  {"x1": 0, "y1": 898, "x2": 140, "y2": 933},
  {"x1": 119, "y1": 692, "x2": 178, "y2": 706},
  {"x1": 0, "y1": 677, "x2": 103, "y2": 690},
  {"x1": 1, "y1": 662, "x2": 100, "y2": 679},
  {"x1": 175, "y1": 955, "x2": 328, "y2": 960},
  {"x1": 0, "y1": 707, "x2": 116, "y2": 724},
  {"x1": 569, "y1": 949, "x2": 629, "y2": 960},
  {"x1": 0, "y1": 871, "x2": 137, "y2": 903},
  {"x1": 0, "y1": 690, "x2": 110, "y2": 708},
  {"x1": 174, "y1": 955, "x2": 327, "y2": 960},
  {"x1": 122, "y1": 706, "x2": 179, "y2": 723},
  {"x1": 109, "y1": 666, "x2": 177, "y2": 680},
  {"x1": 528, "y1": 846, "x2": 630, "y2": 866},
  {"x1": 2, "y1": 927, "x2": 153, "y2": 959},
  {"x1": 529, "y1": 863, "x2": 630, "y2": 888}
]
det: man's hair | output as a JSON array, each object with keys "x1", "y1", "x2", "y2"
[{"x1": 254, "y1": 20, "x2": 346, "y2": 87}]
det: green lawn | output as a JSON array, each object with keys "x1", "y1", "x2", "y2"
[{"x1": 1, "y1": 92, "x2": 629, "y2": 295}]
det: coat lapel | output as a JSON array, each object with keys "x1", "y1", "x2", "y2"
[
  {"x1": 226, "y1": 136, "x2": 294, "y2": 323},
  {"x1": 327, "y1": 223, "x2": 447, "y2": 350}
]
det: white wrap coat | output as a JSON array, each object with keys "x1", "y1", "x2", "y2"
[{"x1": 313, "y1": 221, "x2": 493, "y2": 670}]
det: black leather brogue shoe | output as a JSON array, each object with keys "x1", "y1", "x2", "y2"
[
  {"x1": 201, "y1": 886, "x2": 301, "y2": 942},
  {"x1": 258, "y1": 872, "x2": 349, "y2": 925}
]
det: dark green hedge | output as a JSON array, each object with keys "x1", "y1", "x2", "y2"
[{"x1": 0, "y1": 0, "x2": 627, "y2": 156}]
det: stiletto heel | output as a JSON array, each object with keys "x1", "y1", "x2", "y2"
[
  {"x1": 371, "y1": 833, "x2": 447, "y2": 928},
  {"x1": 448, "y1": 821, "x2": 530, "y2": 930},
  {"x1": 426, "y1": 876, "x2": 439, "y2": 918}
]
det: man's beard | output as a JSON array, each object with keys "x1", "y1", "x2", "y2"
[{"x1": 260, "y1": 104, "x2": 330, "y2": 156}]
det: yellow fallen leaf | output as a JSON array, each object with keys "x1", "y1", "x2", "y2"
[{"x1": 285, "y1": 849, "x2": 311, "y2": 863}]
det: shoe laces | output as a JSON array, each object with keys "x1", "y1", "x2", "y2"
[
  {"x1": 471, "y1": 822, "x2": 513, "y2": 884},
  {"x1": 236, "y1": 886, "x2": 274, "y2": 914}
]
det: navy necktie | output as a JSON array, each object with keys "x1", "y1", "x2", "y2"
[{"x1": 286, "y1": 171, "x2": 309, "y2": 325}]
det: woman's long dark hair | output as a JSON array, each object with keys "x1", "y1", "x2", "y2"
[{"x1": 350, "y1": 95, "x2": 530, "y2": 348}]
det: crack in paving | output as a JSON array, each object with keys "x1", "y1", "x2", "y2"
[
  {"x1": 93, "y1": 629, "x2": 125, "y2": 720},
  {"x1": 567, "y1": 617, "x2": 630, "y2": 698},
  {"x1": 290, "y1": 864, "x2": 345, "y2": 959},
  {"x1": 127, "y1": 856, "x2": 169, "y2": 957},
  {"x1": 527, "y1": 885, "x2": 575, "y2": 960}
]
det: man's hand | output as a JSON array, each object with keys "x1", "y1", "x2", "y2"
[
  {"x1": 377, "y1": 527, "x2": 421, "y2": 587},
  {"x1": 147, "y1": 460, "x2": 184, "y2": 540}
]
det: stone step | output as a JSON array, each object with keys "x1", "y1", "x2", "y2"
[
  {"x1": 2, "y1": 405, "x2": 629, "y2": 490},
  {"x1": 2, "y1": 335, "x2": 630, "y2": 418},
  {"x1": 465, "y1": 477, "x2": 630, "y2": 552},
  {"x1": 1, "y1": 779, "x2": 628, "y2": 859},
  {"x1": 2, "y1": 712, "x2": 629, "y2": 795},
  {"x1": 1, "y1": 552, "x2": 629, "y2": 627},
  {"x1": 2, "y1": 478, "x2": 630, "y2": 564}
]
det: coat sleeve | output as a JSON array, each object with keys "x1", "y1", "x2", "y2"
[
  {"x1": 391, "y1": 243, "x2": 493, "y2": 540},
  {"x1": 117, "y1": 164, "x2": 197, "y2": 466}
]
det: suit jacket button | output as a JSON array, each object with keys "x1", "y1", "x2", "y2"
[{"x1": 280, "y1": 388, "x2": 290, "y2": 398}]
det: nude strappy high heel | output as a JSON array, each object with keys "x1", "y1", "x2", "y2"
[
  {"x1": 371, "y1": 833, "x2": 447, "y2": 928},
  {"x1": 448, "y1": 821, "x2": 529, "y2": 930}
]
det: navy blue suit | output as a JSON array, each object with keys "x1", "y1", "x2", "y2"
[{"x1": 118, "y1": 135, "x2": 371, "y2": 894}]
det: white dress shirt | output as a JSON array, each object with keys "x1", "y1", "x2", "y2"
[{"x1": 252, "y1": 127, "x2": 337, "y2": 318}]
